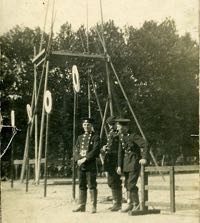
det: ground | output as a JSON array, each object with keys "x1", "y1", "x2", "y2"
[{"x1": 1, "y1": 173, "x2": 199, "y2": 223}]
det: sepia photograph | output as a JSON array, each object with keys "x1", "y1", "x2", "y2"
[{"x1": 0, "y1": 0, "x2": 199, "y2": 223}]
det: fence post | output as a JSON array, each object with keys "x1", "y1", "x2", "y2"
[
  {"x1": 140, "y1": 164, "x2": 148, "y2": 211},
  {"x1": 169, "y1": 166, "x2": 175, "y2": 212}
]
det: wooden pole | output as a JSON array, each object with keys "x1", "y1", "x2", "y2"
[
  {"x1": 198, "y1": 1, "x2": 200, "y2": 219},
  {"x1": 20, "y1": 75, "x2": 36, "y2": 183},
  {"x1": 34, "y1": 47, "x2": 38, "y2": 182},
  {"x1": 25, "y1": 125, "x2": 31, "y2": 192},
  {"x1": 100, "y1": 100, "x2": 109, "y2": 139},
  {"x1": 72, "y1": 92, "x2": 77, "y2": 200},
  {"x1": 140, "y1": 165, "x2": 148, "y2": 211},
  {"x1": 36, "y1": 61, "x2": 49, "y2": 184},
  {"x1": 87, "y1": 72, "x2": 91, "y2": 118},
  {"x1": 44, "y1": 112, "x2": 50, "y2": 197},
  {"x1": 105, "y1": 62, "x2": 113, "y2": 115},
  {"x1": 99, "y1": 0, "x2": 113, "y2": 115},
  {"x1": 10, "y1": 127, "x2": 14, "y2": 188},
  {"x1": 169, "y1": 166, "x2": 175, "y2": 212},
  {"x1": 20, "y1": 127, "x2": 29, "y2": 182},
  {"x1": 39, "y1": 0, "x2": 50, "y2": 52}
]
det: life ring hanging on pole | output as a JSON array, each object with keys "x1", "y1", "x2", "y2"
[
  {"x1": 72, "y1": 65, "x2": 80, "y2": 93},
  {"x1": 44, "y1": 90, "x2": 52, "y2": 114},
  {"x1": 26, "y1": 104, "x2": 32, "y2": 123}
]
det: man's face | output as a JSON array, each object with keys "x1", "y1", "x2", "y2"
[
  {"x1": 116, "y1": 123, "x2": 128, "y2": 134},
  {"x1": 82, "y1": 122, "x2": 93, "y2": 133}
]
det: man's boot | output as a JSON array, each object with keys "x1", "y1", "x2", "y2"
[
  {"x1": 73, "y1": 190, "x2": 87, "y2": 212},
  {"x1": 131, "y1": 190, "x2": 140, "y2": 212},
  {"x1": 121, "y1": 191, "x2": 133, "y2": 213},
  {"x1": 90, "y1": 189, "x2": 97, "y2": 214},
  {"x1": 110, "y1": 189, "x2": 122, "y2": 212}
]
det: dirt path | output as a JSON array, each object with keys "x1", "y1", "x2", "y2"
[{"x1": 1, "y1": 173, "x2": 199, "y2": 223}]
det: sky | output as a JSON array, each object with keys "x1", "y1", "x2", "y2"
[{"x1": 0, "y1": 0, "x2": 198, "y2": 40}]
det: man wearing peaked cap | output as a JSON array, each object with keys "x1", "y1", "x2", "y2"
[
  {"x1": 115, "y1": 118, "x2": 131, "y2": 124},
  {"x1": 73, "y1": 117, "x2": 100, "y2": 214},
  {"x1": 82, "y1": 117, "x2": 94, "y2": 124},
  {"x1": 101, "y1": 116, "x2": 122, "y2": 211},
  {"x1": 106, "y1": 116, "x2": 116, "y2": 125},
  {"x1": 116, "y1": 118, "x2": 148, "y2": 214}
]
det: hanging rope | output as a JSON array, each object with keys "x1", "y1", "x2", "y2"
[{"x1": 0, "y1": 128, "x2": 18, "y2": 159}]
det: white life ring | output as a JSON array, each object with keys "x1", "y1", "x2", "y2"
[
  {"x1": 44, "y1": 90, "x2": 52, "y2": 114},
  {"x1": 26, "y1": 104, "x2": 32, "y2": 123},
  {"x1": 72, "y1": 65, "x2": 80, "y2": 92},
  {"x1": 11, "y1": 110, "x2": 15, "y2": 127}
]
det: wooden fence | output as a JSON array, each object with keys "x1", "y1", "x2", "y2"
[{"x1": 140, "y1": 165, "x2": 199, "y2": 213}]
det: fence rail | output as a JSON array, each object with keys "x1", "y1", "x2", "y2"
[{"x1": 141, "y1": 165, "x2": 199, "y2": 213}]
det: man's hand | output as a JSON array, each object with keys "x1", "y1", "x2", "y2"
[
  {"x1": 77, "y1": 157, "x2": 86, "y2": 166},
  {"x1": 139, "y1": 158, "x2": 147, "y2": 165},
  {"x1": 117, "y1": 166, "x2": 122, "y2": 175},
  {"x1": 101, "y1": 145, "x2": 107, "y2": 152}
]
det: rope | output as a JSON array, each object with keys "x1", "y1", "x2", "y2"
[{"x1": 0, "y1": 128, "x2": 18, "y2": 158}]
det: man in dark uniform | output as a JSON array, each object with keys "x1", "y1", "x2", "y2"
[
  {"x1": 73, "y1": 118, "x2": 100, "y2": 214},
  {"x1": 101, "y1": 116, "x2": 122, "y2": 211},
  {"x1": 116, "y1": 118, "x2": 148, "y2": 213}
]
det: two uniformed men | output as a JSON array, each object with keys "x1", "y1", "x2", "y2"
[{"x1": 73, "y1": 116, "x2": 148, "y2": 214}]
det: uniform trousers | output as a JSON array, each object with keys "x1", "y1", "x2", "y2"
[
  {"x1": 107, "y1": 169, "x2": 122, "y2": 190},
  {"x1": 78, "y1": 170, "x2": 97, "y2": 190},
  {"x1": 124, "y1": 169, "x2": 140, "y2": 192}
]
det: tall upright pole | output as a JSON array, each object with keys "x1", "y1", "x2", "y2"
[
  {"x1": 25, "y1": 124, "x2": 31, "y2": 192},
  {"x1": 99, "y1": 0, "x2": 113, "y2": 115},
  {"x1": 72, "y1": 92, "x2": 77, "y2": 200},
  {"x1": 36, "y1": 61, "x2": 49, "y2": 184},
  {"x1": 86, "y1": 1, "x2": 91, "y2": 118},
  {"x1": 10, "y1": 129, "x2": 14, "y2": 188},
  {"x1": 39, "y1": 0, "x2": 50, "y2": 52},
  {"x1": 198, "y1": 1, "x2": 200, "y2": 217},
  {"x1": 87, "y1": 73, "x2": 91, "y2": 118},
  {"x1": 34, "y1": 47, "x2": 38, "y2": 182},
  {"x1": 10, "y1": 110, "x2": 15, "y2": 188},
  {"x1": 44, "y1": 111, "x2": 50, "y2": 197}
]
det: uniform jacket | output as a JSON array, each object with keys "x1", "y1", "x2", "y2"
[
  {"x1": 118, "y1": 132, "x2": 148, "y2": 172},
  {"x1": 74, "y1": 132, "x2": 100, "y2": 171},
  {"x1": 103, "y1": 130, "x2": 119, "y2": 171}
]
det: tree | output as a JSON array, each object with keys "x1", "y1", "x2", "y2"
[
  {"x1": 122, "y1": 19, "x2": 198, "y2": 162},
  {"x1": 1, "y1": 18, "x2": 198, "y2": 174}
]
